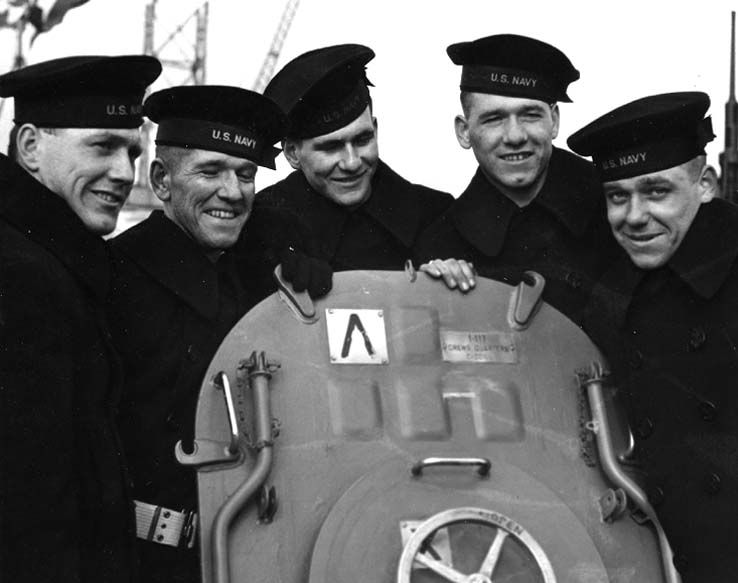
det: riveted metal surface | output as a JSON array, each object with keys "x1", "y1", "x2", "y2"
[{"x1": 192, "y1": 271, "x2": 663, "y2": 583}]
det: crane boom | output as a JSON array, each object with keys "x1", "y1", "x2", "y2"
[{"x1": 252, "y1": 0, "x2": 299, "y2": 93}]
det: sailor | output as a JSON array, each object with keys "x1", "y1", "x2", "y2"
[
  {"x1": 107, "y1": 85, "x2": 329, "y2": 583},
  {"x1": 0, "y1": 55, "x2": 161, "y2": 583},
  {"x1": 417, "y1": 34, "x2": 617, "y2": 326},
  {"x1": 568, "y1": 92, "x2": 734, "y2": 582},
  {"x1": 258, "y1": 43, "x2": 453, "y2": 271}
]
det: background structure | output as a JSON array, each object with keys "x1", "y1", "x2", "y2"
[{"x1": 1, "y1": 1, "x2": 734, "y2": 202}]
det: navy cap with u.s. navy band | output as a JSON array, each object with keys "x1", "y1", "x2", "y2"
[
  {"x1": 447, "y1": 34, "x2": 580, "y2": 103},
  {"x1": 0, "y1": 55, "x2": 162, "y2": 128},
  {"x1": 264, "y1": 44, "x2": 375, "y2": 139},
  {"x1": 144, "y1": 85, "x2": 287, "y2": 170},
  {"x1": 567, "y1": 92, "x2": 715, "y2": 182}
]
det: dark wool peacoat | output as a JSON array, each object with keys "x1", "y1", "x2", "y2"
[
  {"x1": 582, "y1": 198, "x2": 738, "y2": 583},
  {"x1": 107, "y1": 208, "x2": 307, "y2": 583},
  {"x1": 414, "y1": 147, "x2": 618, "y2": 327},
  {"x1": 0, "y1": 154, "x2": 136, "y2": 583},
  {"x1": 256, "y1": 159, "x2": 453, "y2": 271}
]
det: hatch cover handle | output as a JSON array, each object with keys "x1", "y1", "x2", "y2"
[
  {"x1": 411, "y1": 457, "x2": 491, "y2": 478},
  {"x1": 273, "y1": 264, "x2": 317, "y2": 323},
  {"x1": 509, "y1": 271, "x2": 546, "y2": 330}
]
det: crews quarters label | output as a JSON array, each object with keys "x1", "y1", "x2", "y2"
[
  {"x1": 325, "y1": 309, "x2": 389, "y2": 365},
  {"x1": 440, "y1": 330, "x2": 518, "y2": 363}
]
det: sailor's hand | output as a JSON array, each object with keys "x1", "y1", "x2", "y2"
[
  {"x1": 280, "y1": 247, "x2": 333, "y2": 298},
  {"x1": 420, "y1": 258, "x2": 476, "y2": 293}
]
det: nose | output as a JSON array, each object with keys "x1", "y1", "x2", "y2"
[
  {"x1": 338, "y1": 145, "x2": 362, "y2": 173},
  {"x1": 109, "y1": 150, "x2": 135, "y2": 185},
  {"x1": 217, "y1": 171, "x2": 246, "y2": 202},
  {"x1": 624, "y1": 196, "x2": 649, "y2": 227},
  {"x1": 503, "y1": 117, "x2": 527, "y2": 146}
]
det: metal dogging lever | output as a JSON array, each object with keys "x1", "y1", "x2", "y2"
[
  {"x1": 581, "y1": 362, "x2": 681, "y2": 583},
  {"x1": 212, "y1": 351, "x2": 279, "y2": 583}
]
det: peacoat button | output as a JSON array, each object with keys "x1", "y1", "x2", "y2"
[
  {"x1": 687, "y1": 326, "x2": 707, "y2": 351},
  {"x1": 698, "y1": 401, "x2": 717, "y2": 422},
  {"x1": 705, "y1": 472, "x2": 721, "y2": 495},
  {"x1": 166, "y1": 412, "x2": 180, "y2": 432},
  {"x1": 186, "y1": 344, "x2": 198, "y2": 362},
  {"x1": 647, "y1": 485, "x2": 665, "y2": 507},
  {"x1": 565, "y1": 271, "x2": 583, "y2": 289},
  {"x1": 636, "y1": 417, "x2": 654, "y2": 439},
  {"x1": 139, "y1": 479, "x2": 159, "y2": 498},
  {"x1": 629, "y1": 349, "x2": 644, "y2": 370}
]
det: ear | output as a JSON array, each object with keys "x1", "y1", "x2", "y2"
[
  {"x1": 698, "y1": 165, "x2": 719, "y2": 203},
  {"x1": 149, "y1": 158, "x2": 171, "y2": 203},
  {"x1": 15, "y1": 124, "x2": 43, "y2": 172},
  {"x1": 372, "y1": 116, "x2": 378, "y2": 135},
  {"x1": 550, "y1": 103, "x2": 560, "y2": 140},
  {"x1": 454, "y1": 114, "x2": 471, "y2": 150},
  {"x1": 282, "y1": 138, "x2": 302, "y2": 170}
]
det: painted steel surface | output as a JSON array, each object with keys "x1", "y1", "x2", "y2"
[{"x1": 189, "y1": 271, "x2": 663, "y2": 583}]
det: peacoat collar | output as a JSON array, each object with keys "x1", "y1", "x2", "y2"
[
  {"x1": 111, "y1": 210, "x2": 224, "y2": 321},
  {"x1": 0, "y1": 153, "x2": 111, "y2": 300},
  {"x1": 587, "y1": 198, "x2": 738, "y2": 334},
  {"x1": 666, "y1": 198, "x2": 738, "y2": 300},
  {"x1": 451, "y1": 147, "x2": 601, "y2": 256},
  {"x1": 272, "y1": 159, "x2": 423, "y2": 258}
]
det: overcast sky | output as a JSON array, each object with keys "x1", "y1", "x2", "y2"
[{"x1": 0, "y1": 1, "x2": 734, "y2": 195}]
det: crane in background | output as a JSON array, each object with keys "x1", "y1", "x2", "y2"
[
  {"x1": 123, "y1": 0, "x2": 300, "y2": 227},
  {"x1": 133, "y1": 0, "x2": 208, "y2": 200},
  {"x1": 252, "y1": 0, "x2": 299, "y2": 93}
]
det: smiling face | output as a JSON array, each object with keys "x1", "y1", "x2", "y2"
[
  {"x1": 284, "y1": 106, "x2": 379, "y2": 207},
  {"x1": 603, "y1": 160, "x2": 717, "y2": 269},
  {"x1": 154, "y1": 147, "x2": 258, "y2": 251},
  {"x1": 456, "y1": 93, "x2": 559, "y2": 205},
  {"x1": 34, "y1": 127, "x2": 142, "y2": 235}
]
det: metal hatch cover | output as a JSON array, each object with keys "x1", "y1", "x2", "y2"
[
  {"x1": 309, "y1": 457, "x2": 607, "y2": 583},
  {"x1": 191, "y1": 271, "x2": 663, "y2": 583}
]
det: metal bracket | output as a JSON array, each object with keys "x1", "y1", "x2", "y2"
[
  {"x1": 256, "y1": 484, "x2": 278, "y2": 524},
  {"x1": 175, "y1": 371, "x2": 242, "y2": 468},
  {"x1": 175, "y1": 438, "x2": 240, "y2": 467},
  {"x1": 599, "y1": 488, "x2": 628, "y2": 523}
]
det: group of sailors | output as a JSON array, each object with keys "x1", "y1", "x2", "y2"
[{"x1": 0, "y1": 31, "x2": 735, "y2": 583}]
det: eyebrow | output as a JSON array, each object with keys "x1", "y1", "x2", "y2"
[
  {"x1": 635, "y1": 176, "x2": 673, "y2": 189},
  {"x1": 85, "y1": 132, "x2": 143, "y2": 155},
  {"x1": 313, "y1": 128, "x2": 375, "y2": 150},
  {"x1": 477, "y1": 104, "x2": 547, "y2": 118}
]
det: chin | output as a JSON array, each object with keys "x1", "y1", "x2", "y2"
[
  {"x1": 629, "y1": 253, "x2": 667, "y2": 270},
  {"x1": 86, "y1": 216, "x2": 117, "y2": 236}
]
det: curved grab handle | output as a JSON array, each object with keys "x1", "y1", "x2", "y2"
[
  {"x1": 273, "y1": 264, "x2": 317, "y2": 323},
  {"x1": 411, "y1": 457, "x2": 491, "y2": 478},
  {"x1": 508, "y1": 271, "x2": 546, "y2": 330}
]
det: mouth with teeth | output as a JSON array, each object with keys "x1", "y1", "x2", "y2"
[
  {"x1": 205, "y1": 209, "x2": 240, "y2": 220},
  {"x1": 499, "y1": 152, "x2": 533, "y2": 163},
  {"x1": 91, "y1": 190, "x2": 125, "y2": 206}
]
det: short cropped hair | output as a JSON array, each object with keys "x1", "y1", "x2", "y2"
[{"x1": 684, "y1": 155, "x2": 707, "y2": 182}]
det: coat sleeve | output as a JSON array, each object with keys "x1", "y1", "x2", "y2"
[{"x1": 1, "y1": 250, "x2": 84, "y2": 583}]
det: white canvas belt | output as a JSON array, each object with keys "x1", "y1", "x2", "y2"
[{"x1": 134, "y1": 500, "x2": 197, "y2": 548}]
